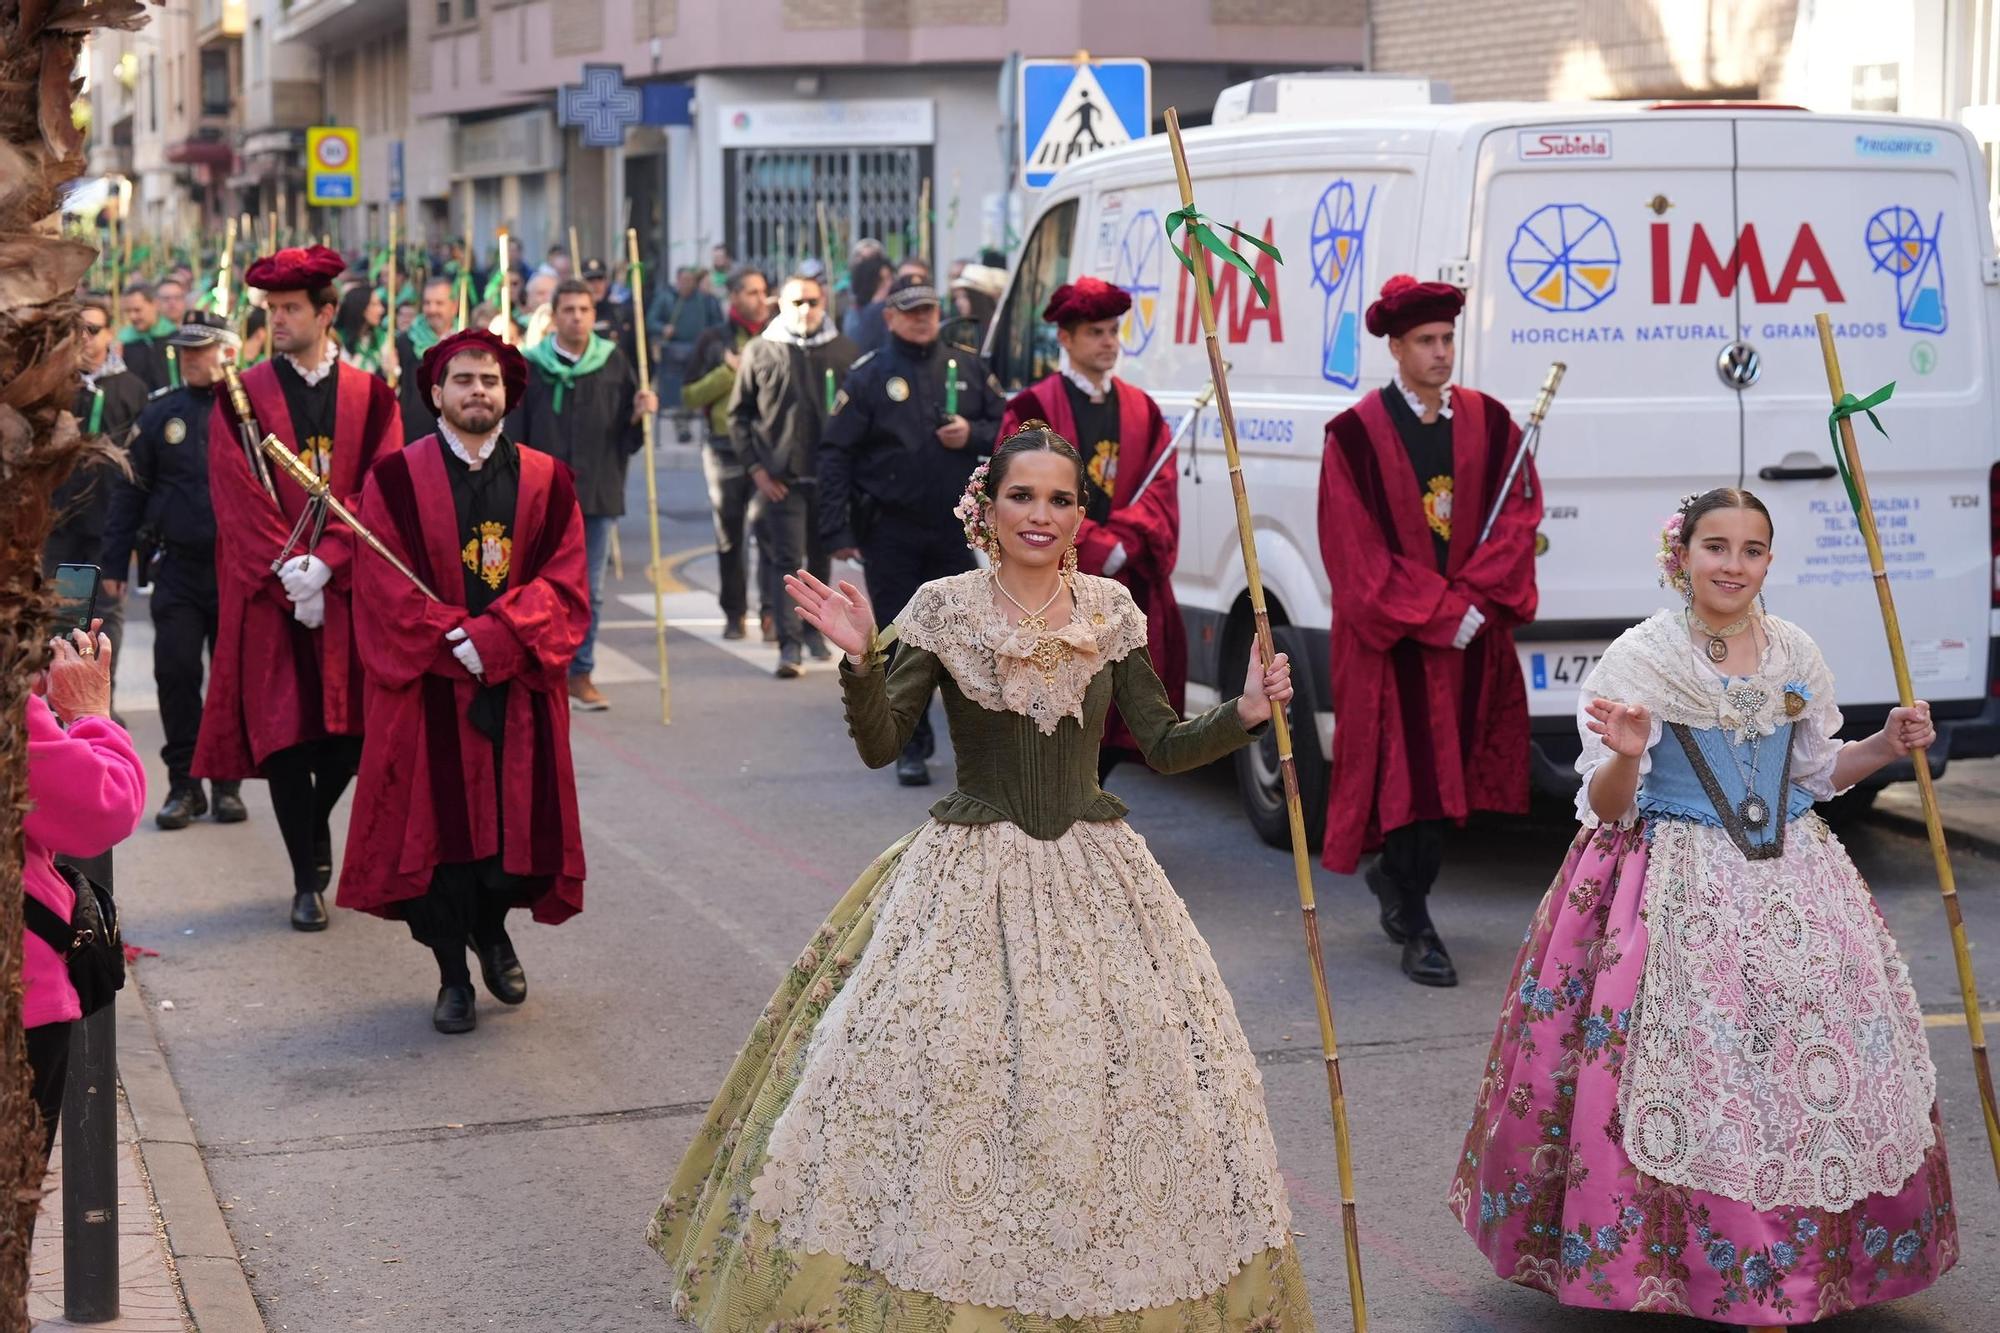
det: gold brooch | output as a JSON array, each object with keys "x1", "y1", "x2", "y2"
[{"x1": 1783, "y1": 690, "x2": 1807, "y2": 717}]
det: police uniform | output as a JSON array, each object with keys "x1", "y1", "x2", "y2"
[
  {"x1": 818, "y1": 277, "x2": 1006, "y2": 781},
  {"x1": 100, "y1": 318, "x2": 246, "y2": 827}
]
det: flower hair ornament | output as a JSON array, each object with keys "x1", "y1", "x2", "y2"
[
  {"x1": 955, "y1": 458, "x2": 997, "y2": 558},
  {"x1": 1655, "y1": 491, "x2": 1701, "y2": 600}
]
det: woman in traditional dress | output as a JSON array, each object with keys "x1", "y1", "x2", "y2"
[
  {"x1": 1450, "y1": 488, "x2": 1956, "y2": 1328},
  {"x1": 648, "y1": 422, "x2": 1317, "y2": 1333}
]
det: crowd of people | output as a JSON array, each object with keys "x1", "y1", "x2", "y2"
[{"x1": 23, "y1": 233, "x2": 1964, "y2": 1333}]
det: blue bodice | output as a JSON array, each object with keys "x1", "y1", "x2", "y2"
[{"x1": 1638, "y1": 721, "x2": 1813, "y2": 856}]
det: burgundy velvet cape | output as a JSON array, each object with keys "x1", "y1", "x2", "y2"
[
  {"x1": 196, "y1": 359, "x2": 403, "y2": 778},
  {"x1": 1002, "y1": 375, "x2": 1186, "y2": 752},
  {"x1": 1317, "y1": 385, "x2": 1541, "y2": 873},
  {"x1": 337, "y1": 435, "x2": 590, "y2": 924}
]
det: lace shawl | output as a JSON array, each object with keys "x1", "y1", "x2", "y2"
[{"x1": 897, "y1": 571, "x2": 1150, "y2": 736}]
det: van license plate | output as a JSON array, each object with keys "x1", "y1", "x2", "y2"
[{"x1": 1522, "y1": 644, "x2": 1607, "y2": 691}]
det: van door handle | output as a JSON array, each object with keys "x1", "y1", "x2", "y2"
[{"x1": 1758, "y1": 463, "x2": 1838, "y2": 481}]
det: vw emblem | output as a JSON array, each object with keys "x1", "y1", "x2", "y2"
[{"x1": 1717, "y1": 341, "x2": 1762, "y2": 390}]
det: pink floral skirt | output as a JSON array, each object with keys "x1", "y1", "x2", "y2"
[{"x1": 1447, "y1": 820, "x2": 1957, "y2": 1325}]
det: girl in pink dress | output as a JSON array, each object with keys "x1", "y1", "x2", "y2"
[{"x1": 1450, "y1": 488, "x2": 1956, "y2": 1328}]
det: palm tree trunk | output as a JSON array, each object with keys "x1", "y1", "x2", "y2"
[{"x1": 0, "y1": 0, "x2": 151, "y2": 1320}]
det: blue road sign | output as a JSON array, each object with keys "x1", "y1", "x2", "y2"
[{"x1": 1019, "y1": 58, "x2": 1150, "y2": 190}]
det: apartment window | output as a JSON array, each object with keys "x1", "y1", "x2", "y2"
[
  {"x1": 147, "y1": 55, "x2": 157, "y2": 132},
  {"x1": 461, "y1": 0, "x2": 476, "y2": 18},
  {"x1": 435, "y1": 0, "x2": 450, "y2": 23},
  {"x1": 201, "y1": 49, "x2": 230, "y2": 116}
]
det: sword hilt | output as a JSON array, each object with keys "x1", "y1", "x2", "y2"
[{"x1": 1525, "y1": 361, "x2": 1567, "y2": 428}]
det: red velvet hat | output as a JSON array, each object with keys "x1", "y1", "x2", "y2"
[
  {"x1": 418, "y1": 329, "x2": 527, "y2": 413},
  {"x1": 1042, "y1": 275, "x2": 1131, "y2": 327},
  {"x1": 1364, "y1": 273, "x2": 1464, "y2": 338},
  {"x1": 243, "y1": 244, "x2": 348, "y2": 293}
]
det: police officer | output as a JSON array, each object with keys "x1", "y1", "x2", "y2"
[
  {"x1": 100, "y1": 311, "x2": 249, "y2": 830},
  {"x1": 819, "y1": 273, "x2": 1006, "y2": 785}
]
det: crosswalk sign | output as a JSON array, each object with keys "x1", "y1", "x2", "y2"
[{"x1": 1019, "y1": 58, "x2": 1151, "y2": 190}]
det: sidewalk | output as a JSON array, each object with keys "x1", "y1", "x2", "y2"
[
  {"x1": 29, "y1": 1095, "x2": 185, "y2": 1331},
  {"x1": 1870, "y1": 755, "x2": 2000, "y2": 856}
]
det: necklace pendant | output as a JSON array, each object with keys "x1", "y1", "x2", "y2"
[
  {"x1": 1706, "y1": 636, "x2": 1729, "y2": 663},
  {"x1": 1739, "y1": 794, "x2": 1770, "y2": 829}
]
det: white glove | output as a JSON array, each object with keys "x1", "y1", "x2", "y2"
[
  {"x1": 446, "y1": 626, "x2": 484, "y2": 678},
  {"x1": 1452, "y1": 604, "x2": 1487, "y2": 651},
  {"x1": 291, "y1": 588, "x2": 326, "y2": 629},
  {"x1": 1101, "y1": 542, "x2": 1128, "y2": 577},
  {"x1": 279, "y1": 554, "x2": 333, "y2": 601}
]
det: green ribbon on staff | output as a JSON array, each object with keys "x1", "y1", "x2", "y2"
[
  {"x1": 1827, "y1": 380, "x2": 1895, "y2": 517},
  {"x1": 1164, "y1": 205, "x2": 1284, "y2": 308}
]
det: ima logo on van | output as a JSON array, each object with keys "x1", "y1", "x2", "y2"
[
  {"x1": 1173, "y1": 218, "x2": 1285, "y2": 345},
  {"x1": 1649, "y1": 223, "x2": 1846, "y2": 305}
]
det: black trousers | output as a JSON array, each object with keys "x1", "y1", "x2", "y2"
[
  {"x1": 264, "y1": 736, "x2": 362, "y2": 893},
  {"x1": 750, "y1": 482, "x2": 828, "y2": 656},
  {"x1": 28, "y1": 1019, "x2": 72, "y2": 1165},
  {"x1": 1380, "y1": 818, "x2": 1446, "y2": 900},
  {"x1": 859, "y1": 519, "x2": 976, "y2": 761},
  {"x1": 702, "y1": 447, "x2": 761, "y2": 623},
  {"x1": 42, "y1": 526, "x2": 124, "y2": 691},
  {"x1": 403, "y1": 857, "x2": 526, "y2": 985},
  {"x1": 150, "y1": 549, "x2": 218, "y2": 787}
]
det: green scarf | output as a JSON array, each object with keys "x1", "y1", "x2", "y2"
[
  {"x1": 407, "y1": 317, "x2": 445, "y2": 358},
  {"x1": 119, "y1": 316, "x2": 176, "y2": 345},
  {"x1": 522, "y1": 334, "x2": 615, "y2": 414}
]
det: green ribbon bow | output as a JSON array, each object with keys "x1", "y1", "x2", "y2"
[
  {"x1": 1826, "y1": 380, "x2": 1895, "y2": 517},
  {"x1": 1164, "y1": 205, "x2": 1284, "y2": 308}
]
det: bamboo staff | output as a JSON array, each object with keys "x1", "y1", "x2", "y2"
[
  {"x1": 817, "y1": 200, "x2": 832, "y2": 285},
  {"x1": 568, "y1": 223, "x2": 582, "y2": 276},
  {"x1": 385, "y1": 208, "x2": 401, "y2": 389},
  {"x1": 497, "y1": 228, "x2": 513, "y2": 343},
  {"x1": 1816, "y1": 314, "x2": 2000, "y2": 1186},
  {"x1": 626, "y1": 227, "x2": 671, "y2": 724},
  {"x1": 918, "y1": 177, "x2": 931, "y2": 266},
  {"x1": 456, "y1": 195, "x2": 474, "y2": 332},
  {"x1": 1164, "y1": 107, "x2": 1369, "y2": 1329}
]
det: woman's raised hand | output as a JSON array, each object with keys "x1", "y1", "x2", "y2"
[
  {"x1": 784, "y1": 569, "x2": 877, "y2": 660},
  {"x1": 1584, "y1": 696, "x2": 1652, "y2": 760}
]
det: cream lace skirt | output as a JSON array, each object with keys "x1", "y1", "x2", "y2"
[{"x1": 647, "y1": 818, "x2": 1307, "y2": 1331}]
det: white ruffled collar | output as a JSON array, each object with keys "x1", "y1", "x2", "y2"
[
  {"x1": 438, "y1": 421, "x2": 499, "y2": 469},
  {"x1": 1395, "y1": 372, "x2": 1452, "y2": 420},
  {"x1": 284, "y1": 340, "x2": 338, "y2": 386}
]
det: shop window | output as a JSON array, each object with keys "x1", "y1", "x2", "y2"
[{"x1": 988, "y1": 199, "x2": 1077, "y2": 391}]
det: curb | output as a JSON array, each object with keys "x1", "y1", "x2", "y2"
[
  {"x1": 1861, "y1": 805, "x2": 2000, "y2": 861},
  {"x1": 115, "y1": 981, "x2": 267, "y2": 1333}
]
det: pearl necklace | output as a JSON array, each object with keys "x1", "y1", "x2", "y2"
[{"x1": 992, "y1": 570, "x2": 1072, "y2": 687}]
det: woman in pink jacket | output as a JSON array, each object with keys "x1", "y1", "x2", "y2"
[{"x1": 25, "y1": 621, "x2": 145, "y2": 1160}]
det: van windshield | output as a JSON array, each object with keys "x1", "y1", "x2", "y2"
[{"x1": 990, "y1": 200, "x2": 1077, "y2": 389}]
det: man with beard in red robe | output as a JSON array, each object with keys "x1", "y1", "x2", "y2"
[
  {"x1": 341, "y1": 331, "x2": 590, "y2": 1034},
  {"x1": 1001, "y1": 275, "x2": 1184, "y2": 778},
  {"x1": 201, "y1": 245, "x2": 404, "y2": 931},
  {"x1": 1318, "y1": 274, "x2": 1541, "y2": 987}
]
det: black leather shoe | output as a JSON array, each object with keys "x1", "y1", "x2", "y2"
[
  {"x1": 312, "y1": 831, "x2": 333, "y2": 892},
  {"x1": 156, "y1": 786, "x2": 207, "y2": 830},
  {"x1": 432, "y1": 983, "x2": 477, "y2": 1034},
  {"x1": 290, "y1": 890, "x2": 329, "y2": 932},
  {"x1": 474, "y1": 935, "x2": 527, "y2": 1006},
  {"x1": 1364, "y1": 862, "x2": 1414, "y2": 945},
  {"x1": 722, "y1": 616, "x2": 747, "y2": 641},
  {"x1": 895, "y1": 753, "x2": 931, "y2": 787},
  {"x1": 211, "y1": 783, "x2": 248, "y2": 823},
  {"x1": 775, "y1": 655, "x2": 803, "y2": 679},
  {"x1": 1402, "y1": 929, "x2": 1459, "y2": 987}
]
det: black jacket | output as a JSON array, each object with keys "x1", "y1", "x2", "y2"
[
  {"x1": 121, "y1": 336, "x2": 174, "y2": 392},
  {"x1": 728, "y1": 326, "x2": 860, "y2": 484},
  {"x1": 505, "y1": 343, "x2": 643, "y2": 518},
  {"x1": 817, "y1": 334, "x2": 1005, "y2": 551},
  {"x1": 101, "y1": 381, "x2": 221, "y2": 576},
  {"x1": 395, "y1": 329, "x2": 436, "y2": 438},
  {"x1": 50, "y1": 369, "x2": 149, "y2": 545}
]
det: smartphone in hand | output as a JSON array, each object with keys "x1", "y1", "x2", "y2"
[{"x1": 52, "y1": 563, "x2": 99, "y2": 639}]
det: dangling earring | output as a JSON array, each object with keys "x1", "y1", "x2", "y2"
[
  {"x1": 1757, "y1": 591, "x2": 1768, "y2": 617},
  {"x1": 1676, "y1": 571, "x2": 1694, "y2": 605},
  {"x1": 1061, "y1": 542, "x2": 1079, "y2": 580}
]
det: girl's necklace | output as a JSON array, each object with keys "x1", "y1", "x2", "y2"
[
  {"x1": 1688, "y1": 608, "x2": 1755, "y2": 664},
  {"x1": 992, "y1": 570, "x2": 1072, "y2": 686},
  {"x1": 1719, "y1": 726, "x2": 1770, "y2": 829}
]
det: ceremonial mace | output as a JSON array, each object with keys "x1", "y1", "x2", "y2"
[
  {"x1": 1126, "y1": 369, "x2": 1227, "y2": 507},
  {"x1": 626, "y1": 227, "x2": 673, "y2": 724},
  {"x1": 1475, "y1": 361, "x2": 1566, "y2": 546},
  {"x1": 1163, "y1": 107, "x2": 1369, "y2": 1330},
  {"x1": 1817, "y1": 314, "x2": 2000, "y2": 1187},
  {"x1": 257, "y1": 435, "x2": 441, "y2": 603},
  {"x1": 385, "y1": 207, "x2": 401, "y2": 390}
]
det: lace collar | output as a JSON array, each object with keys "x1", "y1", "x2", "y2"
[
  {"x1": 1057, "y1": 348, "x2": 1115, "y2": 403},
  {"x1": 438, "y1": 421, "x2": 499, "y2": 468},
  {"x1": 1586, "y1": 609, "x2": 1834, "y2": 744},
  {"x1": 897, "y1": 570, "x2": 1149, "y2": 734},
  {"x1": 1395, "y1": 372, "x2": 1452, "y2": 420},
  {"x1": 284, "y1": 340, "x2": 338, "y2": 386}
]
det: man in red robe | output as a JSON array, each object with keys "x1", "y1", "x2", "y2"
[
  {"x1": 200, "y1": 245, "x2": 404, "y2": 931},
  {"x1": 342, "y1": 331, "x2": 590, "y2": 1035},
  {"x1": 1001, "y1": 275, "x2": 1184, "y2": 776},
  {"x1": 1318, "y1": 275, "x2": 1541, "y2": 987}
]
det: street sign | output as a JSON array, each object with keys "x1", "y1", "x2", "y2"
[
  {"x1": 1018, "y1": 57, "x2": 1150, "y2": 190},
  {"x1": 388, "y1": 140, "x2": 405, "y2": 204},
  {"x1": 558, "y1": 63, "x2": 643, "y2": 149},
  {"x1": 306, "y1": 126, "x2": 360, "y2": 207}
]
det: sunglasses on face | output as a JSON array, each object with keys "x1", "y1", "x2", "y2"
[{"x1": 786, "y1": 297, "x2": 822, "y2": 308}]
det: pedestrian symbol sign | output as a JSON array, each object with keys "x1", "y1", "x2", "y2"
[{"x1": 1019, "y1": 58, "x2": 1150, "y2": 190}]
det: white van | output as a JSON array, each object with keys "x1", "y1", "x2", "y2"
[{"x1": 985, "y1": 86, "x2": 2000, "y2": 848}]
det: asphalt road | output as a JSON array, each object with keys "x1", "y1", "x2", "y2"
[{"x1": 106, "y1": 458, "x2": 1998, "y2": 1331}]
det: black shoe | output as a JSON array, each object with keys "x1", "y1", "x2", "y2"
[
  {"x1": 473, "y1": 934, "x2": 527, "y2": 1006},
  {"x1": 722, "y1": 616, "x2": 747, "y2": 641},
  {"x1": 775, "y1": 654, "x2": 803, "y2": 679},
  {"x1": 290, "y1": 891, "x2": 329, "y2": 932},
  {"x1": 211, "y1": 783, "x2": 248, "y2": 823},
  {"x1": 1364, "y1": 862, "x2": 1415, "y2": 945},
  {"x1": 312, "y1": 831, "x2": 333, "y2": 893},
  {"x1": 432, "y1": 983, "x2": 477, "y2": 1034},
  {"x1": 1401, "y1": 929, "x2": 1459, "y2": 987},
  {"x1": 155, "y1": 785, "x2": 207, "y2": 830},
  {"x1": 895, "y1": 753, "x2": 931, "y2": 787}
]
